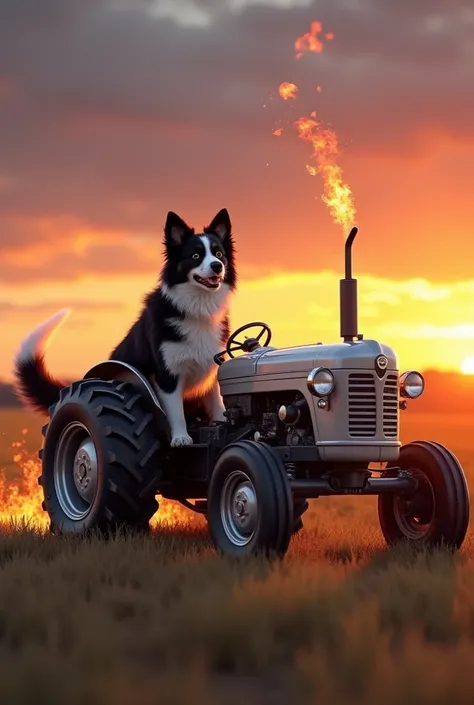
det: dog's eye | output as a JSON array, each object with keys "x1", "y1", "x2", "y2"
[
  {"x1": 192, "y1": 253, "x2": 200, "y2": 260},
  {"x1": 216, "y1": 251, "x2": 223, "y2": 259}
]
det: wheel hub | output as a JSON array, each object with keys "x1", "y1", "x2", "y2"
[
  {"x1": 220, "y1": 471, "x2": 258, "y2": 547},
  {"x1": 54, "y1": 422, "x2": 99, "y2": 521},
  {"x1": 394, "y1": 468, "x2": 435, "y2": 538},
  {"x1": 232, "y1": 485, "x2": 257, "y2": 532},
  {"x1": 73, "y1": 439, "x2": 98, "y2": 504}
]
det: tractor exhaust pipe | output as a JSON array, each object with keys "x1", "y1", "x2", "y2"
[{"x1": 340, "y1": 226, "x2": 360, "y2": 342}]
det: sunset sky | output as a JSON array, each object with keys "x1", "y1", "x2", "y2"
[{"x1": 1, "y1": 0, "x2": 474, "y2": 381}]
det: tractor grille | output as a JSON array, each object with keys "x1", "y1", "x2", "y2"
[
  {"x1": 383, "y1": 373, "x2": 399, "y2": 437},
  {"x1": 348, "y1": 372, "x2": 399, "y2": 438},
  {"x1": 348, "y1": 373, "x2": 377, "y2": 437}
]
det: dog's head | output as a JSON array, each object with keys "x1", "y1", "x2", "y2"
[{"x1": 162, "y1": 208, "x2": 236, "y2": 293}]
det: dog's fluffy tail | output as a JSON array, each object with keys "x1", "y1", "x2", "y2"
[{"x1": 13, "y1": 308, "x2": 72, "y2": 415}]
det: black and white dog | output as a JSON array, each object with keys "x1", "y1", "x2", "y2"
[{"x1": 13, "y1": 208, "x2": 236, "y2": 447}]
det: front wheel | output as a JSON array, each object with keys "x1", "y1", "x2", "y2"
[
  {"x1": 378, "y1": 440, "x2": 470, "y2": 550},
  {"x1": 207, "y1": 441, "x2": 294, "y2": 558}
]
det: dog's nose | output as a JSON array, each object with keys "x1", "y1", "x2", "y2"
[{"x1": 210, "y1": 260, "x2": 223, "y2": 274}]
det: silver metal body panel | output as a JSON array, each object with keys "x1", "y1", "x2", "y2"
[
  {"x1": 218, "y1": 339, "x2": 397, "y2": 379},
  {"x1": 218, "y1": 339, "x2": 401, "y2": 462}
]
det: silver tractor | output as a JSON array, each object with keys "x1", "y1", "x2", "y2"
[{"x1": 38, "y1": 227, "x2": 470, "y2": 557}]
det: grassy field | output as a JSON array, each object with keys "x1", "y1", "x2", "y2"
[{"x1": 0, "y1": 407, "x2": 473, "y2": 704}]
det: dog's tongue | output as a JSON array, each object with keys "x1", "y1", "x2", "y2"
[{"x1": 208, "y1": 276, "x2": 219, "y2": 284}]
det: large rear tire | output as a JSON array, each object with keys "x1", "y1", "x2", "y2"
[
  {"x1": 39, "y1": 379, "x2": 166, "y2": 535},
  {"x1": 378, "y1": 440, "x2": 470, "y2": 550},
  {"x1": 207, "y1": 440, "x2": 293, "y2": 558}
]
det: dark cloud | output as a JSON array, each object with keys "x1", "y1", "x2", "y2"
[
  {"x1": 0, "y1": 0, "x2": 473, "y2": 282},
  {"x1": 0, "y1": 234, "x2": 160, "y2": 283}
]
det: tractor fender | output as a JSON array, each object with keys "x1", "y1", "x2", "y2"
[{"x1": 83, "y1": 360, "x2": 170, "y2": 440}]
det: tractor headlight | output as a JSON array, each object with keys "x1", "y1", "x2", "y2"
[
  {"x1": 399, "y1": 370, "x2": 425, "y2": 399},
  {"x1": 307, "y1": 367, "x2": 335, "y2": 397}
]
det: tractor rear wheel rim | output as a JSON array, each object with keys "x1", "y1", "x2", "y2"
[
  {"x1": 220, "y1": 471, "x2": 258, "y2": 547},
  {"x1": 54, "y1": 421, "x2": 99, "y2": 521},
  {"x1": 393, "y1": 468, "x2": 435, "y2": 540}
]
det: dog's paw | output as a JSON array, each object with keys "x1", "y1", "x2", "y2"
[{"x1": 170, "y1": 434, "x2": 193, "y2": 447}]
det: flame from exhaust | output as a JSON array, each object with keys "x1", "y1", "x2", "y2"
[
  {"x1": 294, "y1": 21, "x2": 334, "y2": 60},
  {"x1": 0, "y1": 430, "x2": 192, "y2": 530},
  {"x1": 275, "y1": 22, "x2": 356, "y2": 232},
  {"x1": 278, "y1": 82, "x2": 298, "y2": 100},
  {"x1": 295, "y1": 117, "x2": 355, "y2": 231}
]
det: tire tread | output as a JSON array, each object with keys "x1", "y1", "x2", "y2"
[
  {"x1": 378, "y1": 439, "x2": 470, "y2": 550},
  {"x1": 208, "y1": 440, "x2": 293, "y2": 558},
  {"x1": 38, "y1": 379, "x2": 165, "y2": 535}
]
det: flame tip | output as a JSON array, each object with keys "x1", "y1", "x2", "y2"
[{"x1": 274, "y1": 24, "x2": 356, "y2": 234}]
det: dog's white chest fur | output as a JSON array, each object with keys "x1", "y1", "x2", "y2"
[{"x1": 161, "y1": 317, "x2": 223, "y2": 394}]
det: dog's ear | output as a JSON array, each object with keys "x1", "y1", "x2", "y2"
[
  {"x1": 165, "y1": 211, "x2": 194, "y2": 246},
  {"x1": 205, "y1": 208, "x2": 232, "y2": 243}
]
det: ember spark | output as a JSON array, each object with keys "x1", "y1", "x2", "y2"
[
  {"x1": 278, "y1": 82, "x2": 298, "y2": 100},
  {"x1": 295, "y1": 21, "x2": 334, "y2": 60}
]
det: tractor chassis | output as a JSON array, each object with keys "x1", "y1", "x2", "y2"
[{"x1": 157, "y1": 428, "x2": 417, "y2": 507}]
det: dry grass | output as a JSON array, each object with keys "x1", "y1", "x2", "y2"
[{"x1": 0, "y1": 408, "x2": 473, "y2": 704}]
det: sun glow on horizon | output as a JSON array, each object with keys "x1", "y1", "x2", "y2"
[
  {"x1": 461, "y1": 356, "x2": 474, "y2": 375},
  {"x1": 2, "y1": 269, "x2": 474, "y2": 381}
]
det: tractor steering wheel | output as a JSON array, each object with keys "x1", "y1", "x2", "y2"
[
  {"x1": 213, "y1": 322, "x2": 273, "y2": 366},
  {"x1": 226, "y1": 322, "x2": 272, "y2": 359}
]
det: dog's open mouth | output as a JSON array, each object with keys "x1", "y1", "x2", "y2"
[{"x1": 194, "y1": 275, "x2": 221, "y2": 289}]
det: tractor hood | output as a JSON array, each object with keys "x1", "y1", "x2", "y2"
[{"x1": 217, "y1": 339, "x2": 397, "y2": 381}]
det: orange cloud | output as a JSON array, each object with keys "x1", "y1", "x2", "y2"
[
  {"x1": 1, "y1": 269, "x2": 473, "y2": 382},
  {"x1": 0, "y1": 0, "x2": 472, "y2": 363}
]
